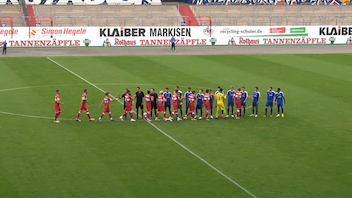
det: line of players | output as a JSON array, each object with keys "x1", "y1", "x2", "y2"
[{"x1": 53, "y1": 86, "x2": 286, "y2": 123}]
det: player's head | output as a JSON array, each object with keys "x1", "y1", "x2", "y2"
[
  {"x1": 56, "y1": 90, "x2": 60, "y2": 94},
  {"x1": 255, "y1": 87, "x2": 258, "y2": 91},
  {"x1": 151, "y1": 88, "x2": 155, "y2": 93},
  {"x1": 160, "y1": 90, "x2": 164, "y2": 95},
  {"x1": 230, "y1": 86, "x2": 233, "y2": 90},
  {"x1": 209, "y1": 88, "x2": 212, "y2": 93},
  {"x1": 127, "y1": 90, "x2": 131, "y2": 94},
  {"x1": 206, "y1": 89, "x2": 209, "y2": 93},
  {"x1": 187, "y1": 87, "x2": 191, "y2": 91},
  {"x1": 192, "y1": 90, "x2": 195, "y2": 94},
  {"x1": 147, "y1": 90, "x2": 150, "y2": 95},
  {"x1": 175, "y1": 86, "x2": 179, "y2": 91},
  {"x1": 174, "y1": 90, "x2": 178, "y2": 93},
  {"x1": 105, "y1": 92, "x2": 109, "y2": 96},
  {"x1": 124, "y1": 88, "x2": 128, "y2": 93},
  {"x1": 165, "y1": 88, "x2": 169, "y2": 92},
  {"x1": 220, "y1": 88, "x2": 223, "y2": 92},
  {"x1": 269, "y1": 86, "x2": 272, "y2": 91},
  {"x1": 84, "y1": 89, "x2": 88, "y2": 93},
  {"x1": 242, "y1": 86, "x2": 245, "y2": 91},
  {"x1": 136, "y1": 87, "x2": 140, "y2": 91},
  {"x1": 217, "y1": 86, "x2": 221, "y2": 91},
  {"x1": 238, "y1": 87, "x2": 241, "y2": 91},
  {"x1": 199, "y1": 89, "x2": 203, "y2": 93},
  {"x1": 277, "y1": 88, "x2": 281, "y2": 92}
]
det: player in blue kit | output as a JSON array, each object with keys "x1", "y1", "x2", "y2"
[
  {"x1": 196, "y1": 89, "x2": 204, "y2": 119},
  {"x1": 264, "y1": 87, "x2": 275, "y2": 117},
  {"x1": 184, "y1": 87, "x2": 192, "y2": 115},
  {"x1": 209, "y1": 89, "x2": 214, "y2": 119},
  {"x1": 163, "y1": 88, "x2": 172, "y2": 116},
  {"x1": 274, "y1": 88, "x2": 286, "y2": 117},
  {"x1": 226, "y1": 86, "x2": 236, "y2": 118},
  {"x1": 239, "y1": 87, "x2": 248, "y2": 117},
  {"x1": 250, "y1": 87, "x2": 261, "y2": 117}
]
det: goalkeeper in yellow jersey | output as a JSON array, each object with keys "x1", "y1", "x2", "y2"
[{"x1": 215, "y1": 88, "x2": 227, "y2": 119}]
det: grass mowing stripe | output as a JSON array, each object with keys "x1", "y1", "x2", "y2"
[{"x1": 46, "y1": 57, "x2": 258, "y2": 198}]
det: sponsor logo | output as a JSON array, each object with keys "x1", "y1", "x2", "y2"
[
  {"x1": 220, "y1": 28, "x2": 262, "y2": 35},
  {"x1": 41, "y1": 28, "x2": 86, "y2": 36},
  {"x1": 290, "y1": 27, "x2": 306, "y2": 33},
  {"x1": 100, "y1": 27, "x2": 146, "y2": 37},
  {"x1": 329, "y1": 36, "x2": 336, "y2": 44},
  {"x1": 28, "y1": 29, "x2": 40, "y2": 37},
  {"x1": 0, "y1": 29, "x2": 19, "y2": 36},
  {"x1": 203, "y1": 26, "x2": 213, "y2": 36},
  {"x1": 9, "y1": 39, "x2": 80, "y2": 47},
  {"x1": 320, "y1": 26, "x2": 352, "y2": 35},
  {"x1": 103, "y1": 39, "x2": 111, "y2": 47},
  {"x1": 346, "y1": 37, "x2": 352, "y2": 45},
  {"x1": 238, "y1": 37, "x2": 260, "y2": 45},
  {"x1": 150, "y1": 28, "x2": 191, "y2": 37},
  {"x1": 83, "y1": 38, "x2": 91, "y2": 47},
  {"x1": 210, "y1": 38, "x2": 217, "y2": 46},
  {"x1": 228, "y1": 37, "x2": 235, "y2": 46},
  {"x1": 263, "y1": 37, "x2": 326, "y2": 45},
  {"x1": 270, "y1": 27, "x2": 285, "y2": 33},
  {"x1": 114, "y1": 39, "x2": 137, "y2": 46}
]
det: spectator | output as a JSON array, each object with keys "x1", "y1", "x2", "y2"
[{"x1": 2, "y1": 40, "x2": 7, "y2": 55}]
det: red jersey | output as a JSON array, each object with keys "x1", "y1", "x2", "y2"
[
  {"x1": 203, "y1": 93, "x2": 211, "y2": 105},
  {"x1": 145, "y1": 94, "x2": 152, "y2": 106},
  {"x1": 124, "y1": 94, "x2": 132, "y2": 106},
  {"x1": 81, "y1": 93, "x2": 87, "y2": 104},
  {"x1": 157, "y1": 95, "x2": 165, "y2": 104},
  {"x1": 55, "y1": 94, "x2": 60, "y2": 107},
  {"x1": 188, "y1": 94, "x2": 195, "y2": 105},
  {"x1": 103, "y1": 96, "x2": 112, "y2": 107},
  {"x1": 234, "y1": 91, "x2": 243, "y2": 102},
  {"x1": 172, "y1": 93, "x2": 179, "y2": 105}
]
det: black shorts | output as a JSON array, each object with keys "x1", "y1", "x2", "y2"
[
  {"x1": 136, "y1": 103, "x2": 143, "y2": 109},
  {"x1": 151, "y1": 103, "x2": 157, "y2": 109}
]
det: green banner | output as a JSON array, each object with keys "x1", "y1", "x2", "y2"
[{"x1": 290, "y1": 27, "x2": 306, "y2": 33}]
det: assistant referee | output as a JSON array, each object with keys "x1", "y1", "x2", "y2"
[
  {"x1": 2, "y1": 40, "x2": 7, "y2": 55},
  {"x1": 171, "y1": 36, "x2": 176, "y2": 52}
]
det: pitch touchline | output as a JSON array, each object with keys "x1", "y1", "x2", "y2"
[{"x1": 46, "y1": 57, "x2": 257, "y2": 198}]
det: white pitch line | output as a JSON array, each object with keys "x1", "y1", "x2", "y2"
[{"x1": 47, "y1": 57, "x2": 257, "y2": 198}]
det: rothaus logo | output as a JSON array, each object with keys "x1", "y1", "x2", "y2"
[
  {"x1": 192, "y1": 0, "x2": 348, "y2": 5},
  {"x1": 320, "y1": 26, "x2": 352, "y2": 35},
  {"x1": 100, "y1": 28, "x2": 146, "y2": 37}
]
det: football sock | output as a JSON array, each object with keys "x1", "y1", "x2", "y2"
[
  {"x1": 163, "y1": 113, "x2": 166, "y2": 118},
  {"x1": 141, "y1": 110, "x2": 144, "y2": 118},
  {"x1": 270, "y1": 108, "x2": 273, "y2": 115},
  {"x1": 227, "y1": 108, "x2": 229, "y2": 115},
  {"x1": 87, "y1": 112, "x2": 91, "y2": 119},
  {"x1": 109, "y1": 112, "x2": 112, "y2": 118},
  {"x1": 122, "y1": 112, "x2": 126, "y2": 117},
  {"x1": 77, "y1": 112, "x2": 81, "y2": 119},
  {"x1": 211, "y1": 108, "x2": 213, "y2": 116},
  {"x1": 278, "y1": 108, "x2": 280, "y2": 114},
  {"x1": 239, "y1": 109, "x2": 242, "y2": 116},
  {"x1": 176, "y1": 112, "x2": 179, "y2": 118},
  {"x1": 130, "y1": 112, "x2": 133, "y2": 119},
  {"x1": 252, "y1": 109, "x2": 254, "y2": 114},
  {"x1": 206, "y1": 111, "x2": 208, "y2": 118},
  {"x1": 54, "y1": 113, "x2": 59, "y2": 120},
  {"x1": 187, "y1": 112, "x2": 191, "y2": 117},
  {"x1": 192, "y1": 112, "x2": 195, "y2": 119},
  {"x1": 243, "y1": 109, "x2": 246, "y2": 116},
  {"x1": 236, "y1": 110, "x2": 239, "y2": 117},
  {"x1": 256, "y1": 108, "x2": 258, "y2": 115},
  {"x1": 265, "y1": 108, "x2": 267, "y2": 115},
  {"x1": 180, "y1": 109, "x2": 182, "y2": 117},
  {"x1": 282, "y1": 107, "x2": 284, "y2": 114},
  {"x1": 170, "y1": 112, "x2": 174, "y2": 118},
  {"x1": 200, "y1": 109, "x2": 203, "y2": 117},
  {"x1": 100, "y1": 113, "x2": 105, "y2": 118},
  {"x1": 147, "y1": 112, "x2": 150, "y2": 118},
  {"x1": 136, "y1": 109, "x2": 139, "y2": 119},
  {"x1": 231, "y1": 108, "x2": 234, "y2": 115}
]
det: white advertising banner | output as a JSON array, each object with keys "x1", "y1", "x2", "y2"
[{"x1": 1, "y1": 26, "x2": 352, "y2": 47}]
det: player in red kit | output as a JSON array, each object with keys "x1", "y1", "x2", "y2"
[
  {"x1": 54, "y1": 90, "x2": 64, "y2": 123},
  {"x1": 203, "y1": 89, "x2": 212, "y2": 121},
  {"x1": 183, "y1": 90, "x2": 196, "y2": 121},
  {"x1": 76, "y1": 89, "x2": 95, "y2": 122},
  {"x1": 98, "y1": 92, "x2": 115, "y2": 122},
  {"x1": 169, "y1": 90, "x2": 182, "y2": 121},
  {"x1": 155, "y1": 91, "x2": 167, "y2": 121},
  {"x1": 234, "y1": 87, "x2": 243, "y2": 119},
  {"x1": 119, "y1": 90, "x2": 136, "y2": 122},
  {"x1": 144, "y1": 90, "x2": 152, "y2": 121}
]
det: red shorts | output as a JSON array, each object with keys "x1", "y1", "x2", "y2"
[
  {"x1": 55, "y1": 106, "x2": 61, "y2": 113},
  {"x1": 80, "y1": 105, "x2": 88, "y2": 112},
  {"x1": 236, "y1": 101, "x2": 241, "y2": 109},
  {"x1": 104, "y1": 108, "x2": 110, "y2": 113},
  {"x1": 146, "y1": 104, "x2": 151, "y2": 112},
  {"x1": 158, "y1": 104, "x2": 165, "y2": 112},
  {"x1": 189, "y1": 104, "x2": 195, "y2": 112},
  {"x1": 205, "y1": 103, "x2": 211, "y2": 111},
  {"x1": 125, "y1": 104, "x2": 132, "y2": 112},
  {"x1": 173, "y1": 103, "x2": 178, "y2": 111}
]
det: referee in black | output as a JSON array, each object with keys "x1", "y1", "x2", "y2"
[
  {"x1": 135, "y1": 87, "x2": 145, "y2": 119},
  {"x1": 2, "y1": 40, "x2": 7, "y2": 55},
  {"x1": 150, "y1": 88, "x2": 158, "y2": 119},
  {"x1": 171, "y1": 36, "x2": 176, "y2": 52},
  {"x1": 116, "y1": 88, "x2": 128, "y2": 119}
]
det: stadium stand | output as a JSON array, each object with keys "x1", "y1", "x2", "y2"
[{"x1": 0, "y1": 5, "x2": 25, "y2": 26}]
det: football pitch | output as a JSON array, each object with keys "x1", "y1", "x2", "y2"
[{"x1": 0, "y1": 54, "x2": 351, "y2": 198}]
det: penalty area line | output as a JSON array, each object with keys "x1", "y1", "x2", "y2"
[{"x1": 47, "y1": 57, "x2": 258, "y2": 198}]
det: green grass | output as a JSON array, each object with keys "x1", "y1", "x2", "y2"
[{"x1": 0, "y1": 54, "x2": 351, "y2": 198}]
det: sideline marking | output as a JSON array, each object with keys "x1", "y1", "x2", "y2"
[{"x1": 47, "y1": 57, "x2": 258, "y2": 198}]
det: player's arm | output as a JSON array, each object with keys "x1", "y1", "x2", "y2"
[
  {"x1": 98, "y1": 101, "x2": 103, "y2": 108},
  {"x1": 116, "y1": 93, "x2": 122, "y2": 99},
  {"x1": 257, "y1": 96, "x2": 260, "y2": 104},
  {"x1": 110, "y1": 97, "x2": 115, "y2": 102},
  {"x1": 283, "y1": 95, "x2": 286, "y2": 104},
  {"x1": 244, "y1": 93, "x2": 248, "y2": 103}
]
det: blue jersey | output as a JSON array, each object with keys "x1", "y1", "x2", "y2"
[
  {"x1": 241, "y1": 91, "x2": 248, "y2": 102},
  {"x1": 163, "y1": 92, "x2": 172, "y2": 104},
  {"x1": 253, "y1": 91, "x2": 261, "y2": 103},
  {"x1": 196, "y1": 93, "x2": 204, "y2": 104},
  {"x1": 267, "y1": 90, "x2": 275, "y2": 103},
  {"x1": 227, "y1": 90, "x2": 235, "y2": 103},
  {"x1": 184, "y1": 91, "x2": 192, "y2": 103},
  {"x1": 275, "y1": 92, "x2": 285, "y2": 104},
  {"x1": 3, "y1": 42, "x2": 7, "y2": 48},
  {"x1": 210, "y1": 93, "x2": 214, "y2": 103}
]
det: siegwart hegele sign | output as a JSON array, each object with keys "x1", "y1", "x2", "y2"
[{"x1": 1, "y1": 26, "x2": 352, "y2": 47}]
